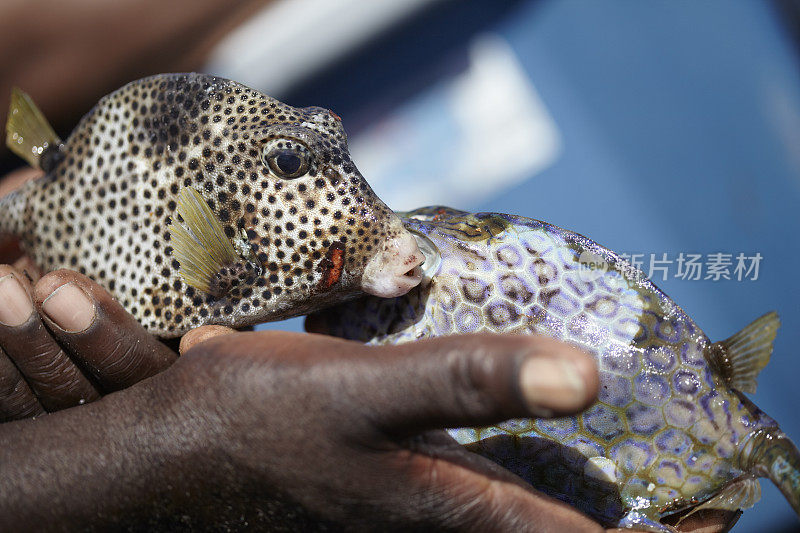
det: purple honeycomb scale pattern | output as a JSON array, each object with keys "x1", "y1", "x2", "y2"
[{"x1": 309, "y1": 208, "x2": 794, "y2": 530}]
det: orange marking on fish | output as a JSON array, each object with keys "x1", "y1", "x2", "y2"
[{"x1": 319, "y1": 242, "x2": 345, "y2": 289}]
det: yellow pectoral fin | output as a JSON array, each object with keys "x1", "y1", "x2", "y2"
[
  {"x1": 5, "y1": 88, "x2": 61, "y2": 169},
  {"x1": 169, "y1": 187, "x2": 238, "y2": 294}
]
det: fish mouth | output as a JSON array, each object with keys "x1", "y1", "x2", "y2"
[
  {"x1": 409, "y1": 229, "x2": 441, "y2": 282},
  {"x1": 361, "y1": 230, "x2": 425, "y2": 298}
]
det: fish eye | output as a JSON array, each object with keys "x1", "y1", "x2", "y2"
[{"x1": 262, "y1": 139, "x2": 311, "y2": 179}]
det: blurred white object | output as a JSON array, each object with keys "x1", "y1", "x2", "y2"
[
  {"x1": 208, "y1": 2, "x2": 561, "y2": 210},
  {"x1": 206, "y1": 0, "x2": 440, "y2": 96},
  {"x1": 350, "y1": 34, "x2": 562, "y2": 209},
  {"x1": 765, "y1": 80, "x2": 800, "y2": 180}
]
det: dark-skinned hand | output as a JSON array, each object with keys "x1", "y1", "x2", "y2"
[
  {"x1": 1, "y1": 330, "x2": 602, "y2": 530},
  {"x1": 0, "y1": 266, "x2": 176, "y2": 420},
  {"x1": 0, "y1": 323, "x2": 740, "y2": 532}
]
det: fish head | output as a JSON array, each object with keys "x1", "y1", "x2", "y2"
[
  {"x1": 169, "y1": 75, "x2": 424, "y2": 323},
  {"x1": 253, "y1": 105, "x2": 425, "y2": 299}
]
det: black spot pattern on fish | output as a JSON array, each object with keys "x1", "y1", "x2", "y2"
[{"x1": 4, "y1": 74, "x2": 403, "y2": 337}]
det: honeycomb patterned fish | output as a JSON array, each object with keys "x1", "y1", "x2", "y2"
[
  {"x1": 308, "y1": 206, "x2": 800, "y2": 532},
  {"x1": 2, "y1": 73, "x2": 424, "y2": 337}
]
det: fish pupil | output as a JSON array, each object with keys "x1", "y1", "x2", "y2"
[{"x1": 276, "y1": 153, "x2": 301, "y2": 175}]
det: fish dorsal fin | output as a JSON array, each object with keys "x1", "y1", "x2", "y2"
[
  {"x1": 708, "y1": 311, "x2": 780, "y2": 394},
  {"x1": 400, "y1": 205, "x2": 470, "y2": 222},
  {"x1": 169, "y1": 187, "x2": 238, "y2": 295},
  {"x1": 5, "y1": 88, "x2": 61, "y2": 170}
]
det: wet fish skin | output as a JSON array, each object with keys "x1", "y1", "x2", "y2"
[
  {"x1": 308, "y1": 206, "x2": 800, "y2": 531},
  {"x1": 2, "y1": 73, "x2": 423, "y2": 337}
]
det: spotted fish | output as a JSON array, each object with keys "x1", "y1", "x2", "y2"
[
  {"x1": 308, "y1": 206, "x2": 800, "y2": 531},
  {"x1": 2, "y1": 73, "x2": 424, "y2": 337}
]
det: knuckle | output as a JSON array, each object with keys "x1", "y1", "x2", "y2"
[
  {"x1": 445, "y1": 348, "x2": 500, "y2": 417},
  {"x1": 67, "y1": 330, "x2": 145, "y2": 389},
  {"x1": 0, "y1": 370, "x2": 28, "y2": 401},
  {"x1": 101, "y1": 339, "x2": 142, "y2": 376},
  {"x1": 0, "y1": 375, "x2": 40, "y2": 420},
  {"x1": 22, "y1": 345, "x2": 70, "y2": 384}
]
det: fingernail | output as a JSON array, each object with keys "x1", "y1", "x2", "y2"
[
  {"x1": 179, "y1": 325, "x2": 237, "y2": 355},
  {"x1": 42, "y1": 282, "x2": 96, "y2": 332},
  {"x1": 520, "y1": 357, "x2": 586, "y2": 416},
  {"x1": 0, "y1": 274, "x2": 33, "y2": 326}
]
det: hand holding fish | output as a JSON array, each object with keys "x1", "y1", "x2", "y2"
[
  {"x1": 0, "y1": 330, "x2": 600, "y2": 530},
  {"x1": 0, "y1": 324, "x2": 739, "y2": 531},
  {"x1": 0, "y1": 265, "x2": 176, "y2": 420}
]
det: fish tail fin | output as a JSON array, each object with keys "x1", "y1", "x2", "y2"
[
  {"x1": 5, "y1": 87, "x2": 62, "y2": 170},
  {"x1": 740, "y1": 428, "x2": 800, "y2": 517}
]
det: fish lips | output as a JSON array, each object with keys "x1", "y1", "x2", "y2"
[{"x1": 361, "y1": 229, "x2": 425, "y2": 298}]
